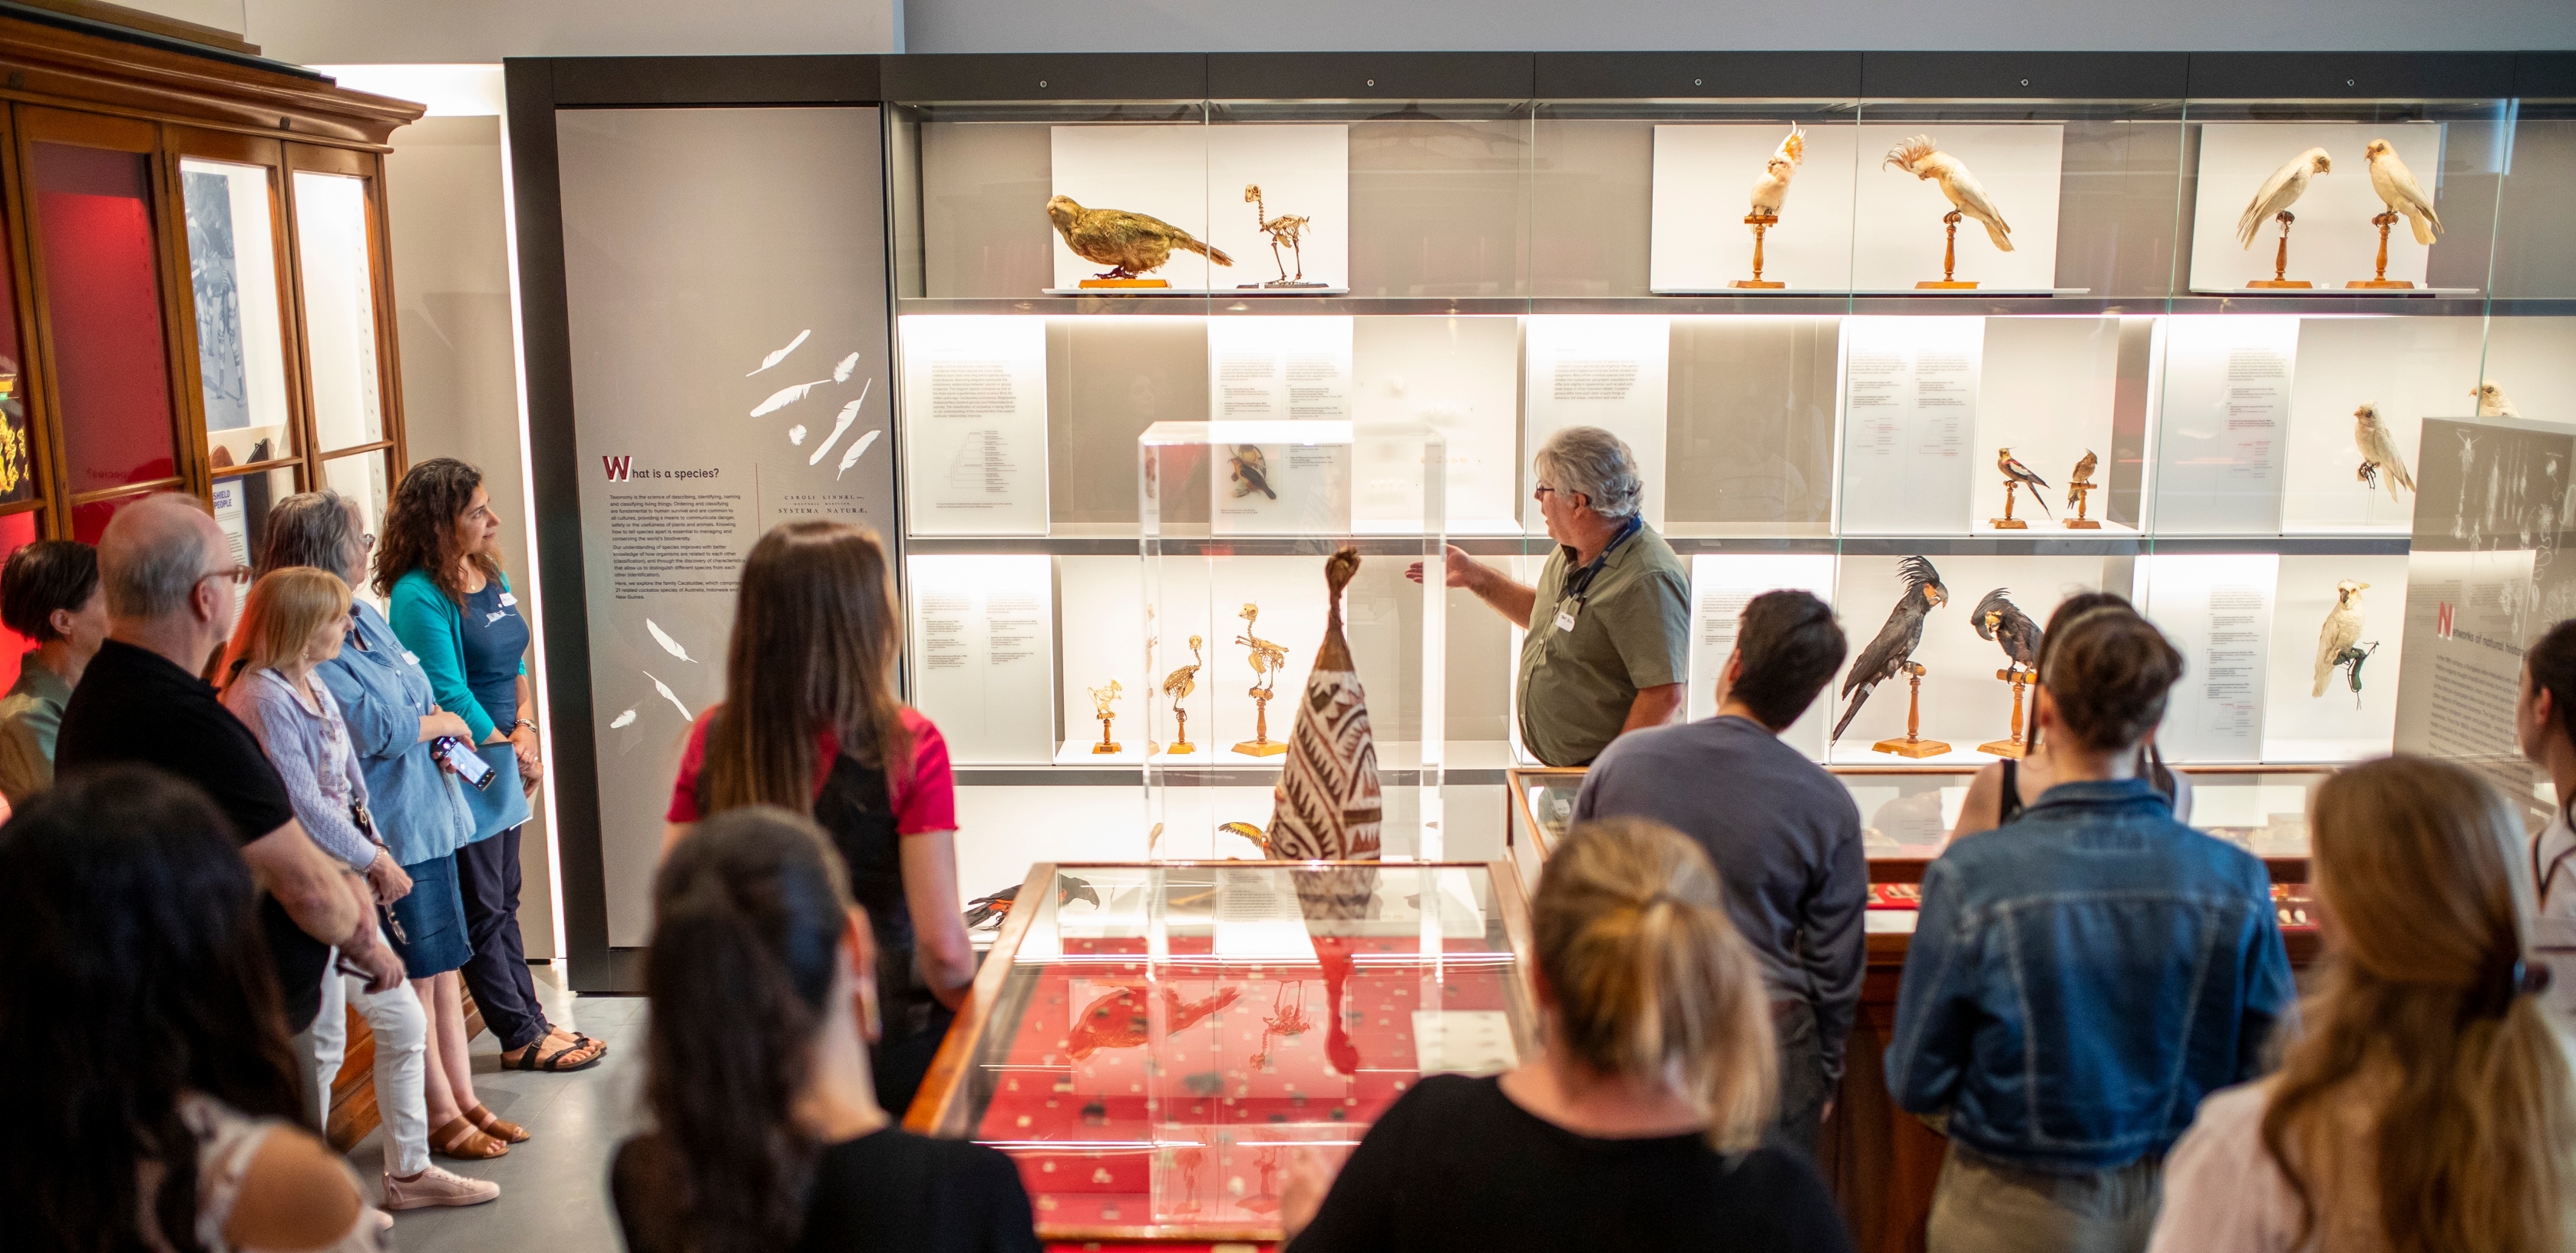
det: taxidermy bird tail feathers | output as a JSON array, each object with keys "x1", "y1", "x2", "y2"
[
  {"x1": 1979, "y1": 217, "x2": 2014, "y2": 253},
  {"x1": 1174, "y1": 233, "x2": 1234, "y2": 267},
  {"x1": 1831, "y1": 686, "x2": 1870, "y2": 741},
  {"x1": 1882, "y1": 134, "x2": 1937, "y2": 174}
]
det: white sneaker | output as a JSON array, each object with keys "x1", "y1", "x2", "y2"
[{"x1": 381, "y1": 1164, "x2": 501, "y2": 1210}]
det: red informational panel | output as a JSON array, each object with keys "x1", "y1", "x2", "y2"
[{"x1": 33, "y1": 142, "x2": 176, "y2": 493}]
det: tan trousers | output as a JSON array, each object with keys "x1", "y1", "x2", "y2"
[{"x1": 1925, "y1": 1146, "x2": 2164, "y2": 1253}]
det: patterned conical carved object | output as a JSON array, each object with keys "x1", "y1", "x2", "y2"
[{"x1": 1265, "y1": 547, "x2": 1382, "y2": 923}]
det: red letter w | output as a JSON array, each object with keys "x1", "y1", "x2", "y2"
[{"x1": 602, "y1": 455, "x2": 632, "y2": 482}]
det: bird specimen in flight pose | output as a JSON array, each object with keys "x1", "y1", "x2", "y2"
[
  {"x1": 1884, "y1": 134, "x2": 2013, "y2": 252},
  {"x1": 1973, "y1": 588, "x2": 2043, "y2": 678},
  {"x1": 1997, "y1": 448, "x2": 2054, "y2": 518},
  {"x1": 1228, "y1": 445, "x2": 1276, "y2": 500},
  {"x1": 2473, "y1": 380, "x2": 2522, "y2": 418},
  {"x1": 2352, "y1": 404, "x2": 2415, "y2": 501},
  {"x1": 1834, "y1": 556, "x2": 1949, "y2": 742},
  {"x1": 1045, "y1": 194, "x2": 1234, "y2": 281},
  {"x1": 2237, "y1": 148, "x2": 2332, "y2": 248},
  {"x1": 2313, "y1": 580, "x2": 2368, "y2": 698},
  {"x1": 1749, "y1": 122, "x2": 1807, "y2": 217},
  {"x1": 2362, "y1": 140, "x2": 2442, "y2": 246}
]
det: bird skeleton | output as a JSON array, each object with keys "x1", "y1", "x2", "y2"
[
  {"x1": 1884, "y1": 134, "x2": 2013, "y2": 253},
  {"x1": 1237, "y1": 603, "x2": 1290, "y2": 698},
  {"x1": 2352, "y1": 404, "x2": 2415, "y2": 501},
  {"x1": 1162, "y1": 635, "x2": 1204, "y2": 704},
  {"x1": 2313, "y1": 581, "x2": 2367, "y2": 699},
  {"x1": 2237, "y1": 149, "x2": 2331, "y2": 249},
  {"x1": 1749, "y1": 122, "x2": 1807, "y2": 217},
  {"x1": 1244, "y1": 184, "x2": 1315, "y2": 285},
  {"x1": 2363, "y1": 140, "x2": 2442, "y2": 246}
]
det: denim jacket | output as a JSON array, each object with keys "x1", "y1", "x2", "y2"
[
  {"x1": 1884, "y1": 779, "x2": 2295, "y2": 1174},
  {"x1": 312, "y1": 600, "x2": 479, "y2": 867}
]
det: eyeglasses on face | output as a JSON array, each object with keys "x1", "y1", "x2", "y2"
[{"x1": 197, "y1": 564, "x2": 253, "y2": 588}]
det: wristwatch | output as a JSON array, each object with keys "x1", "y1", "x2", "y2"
[{"x1": 512, "y1": 719, "x2": 538, "y2": 733}]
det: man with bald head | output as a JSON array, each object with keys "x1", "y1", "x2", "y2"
[{"x1": 56, "y1": 494, "x2": 404, "y2": 1050}]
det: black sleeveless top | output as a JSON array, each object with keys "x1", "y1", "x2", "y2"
[{"x1": 1996, "y1": 750, "x2": 2178, "y2": 825}]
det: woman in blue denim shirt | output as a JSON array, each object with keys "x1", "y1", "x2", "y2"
[{"x1": 258, "y1": 491, "x2": 524, "y2": 1166}]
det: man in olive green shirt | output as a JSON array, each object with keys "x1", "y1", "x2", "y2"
[{"x1": 1411, "y1": 426, "x2": 1690, "y2": 765}]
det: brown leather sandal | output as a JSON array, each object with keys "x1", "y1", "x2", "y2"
[
  {"x1": 431, "y1": 1116, "x2": 509, "y2": 1160},
  {"x1": 464, "y1": 1103, "x2": 528, "y2": 1143}
]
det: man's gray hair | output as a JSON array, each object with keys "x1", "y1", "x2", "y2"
[
  {"x1": 1534, "y1": 425, "x2": 1643, "y2": 520},
  {"x1": 257, "y1": 491, "x2": 358, "y2": 579},
  {"x1": 99, "y1": 493, "x2": 212, "y2": 620}
]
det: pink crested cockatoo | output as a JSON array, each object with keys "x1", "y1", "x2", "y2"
[{"x1": 1883, "y1": 134, "x2": 2013, "y2": 252}]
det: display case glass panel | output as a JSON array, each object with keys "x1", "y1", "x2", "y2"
[
  {"x1": 914, "y1": 860, "x2": 1534, "y2": 1242},
  {"x1": 180, "y1": 158, "x2": 295, "y2": 470},
  {"x1": 32, "y1": 143, "x2": 177, "y2": 493},
  {"x1": 292, "y1": 170, "x2": 385, "y2": 451},
  {"x1": 212, "y1": 466, "x2": 301, "y2": 609},
  {"x1": 321, "y1": 450, "x2": 390, "y2": 604}
]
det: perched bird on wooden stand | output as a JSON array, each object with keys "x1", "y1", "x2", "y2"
[
  {"x1": 2362, "y1": 140, "x2": 2442, "y2": 246},
  {"x1": 1835, "y1": 557, "x2": 1948, "y2": 741},
  {"x1": 1997, "y1": 448, "x2": 2054, "y2": 518},
  {"x1": 1973, "y1": 589, "x2": 2043, "y2": 677},
  {"x1": 1884, "y1": 134, "x2": 2013, "y2": 252},
  {"x1": 1046, "y1": 194, "x2": 1234, "y2": 281},
  {"x1": 2352, "y1": 405, "x2": 2414, "y2": 501},
  {"x1": 2237, "y1": 148, "x2": 2332, "y2": 248},
  {"x1": 2313, "y1": 580, "x2": 2368, "y2": 699}
]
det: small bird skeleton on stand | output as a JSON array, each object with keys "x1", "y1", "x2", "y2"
[
  {"x1": 2352, "y1": 405, "x2": 2415, "y2": 502},
  {"x1": 1161, "y1": 635, "x2": 1204, "y2": 755},
  {"x1": 1045, "y1": 193, "x2": 1233, "y2": 289},
  {"x1": 1992, "y1": 448, "x2": 2053, "y2": 528},
  {"x1": 1835, "y1": 557, "x2": 1950, "y2": 757},
  {"x1": 1973, "y1": 589, "x2": 2043, "y2": 757},
  {"x1": 2239, "y1": 147, "x2": 2331, "y2": 288},
  {"x1": 2350, "y1": 140, "x2": 2440, "y2": 290},
  {"x1": 2063, "y1": 449, "x2": 2101, "y2": 528},
  {"x1": 1241, "y1": 184, "x2": 1325, "y2": 289},
  {"x1": 1088, "y1": 679, "x2": 1122, "y2": 754},
  {"x1": 1884, "y1": 134, "x2": 2013, "y2": 289},
  {"x1": 2313, "y1": 580, "x2": 2369, "y2": 699},
  {"x1": 1735, "y1": 123, "x2": 1805, "y2": 289},
  {"x1": 1232, "y1": 603, "x2": 1291, "y2": 757}
]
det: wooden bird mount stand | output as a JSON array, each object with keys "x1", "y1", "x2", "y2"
[
  {"x1": 1166, "y1": 706, "x2": 1194, "y2": 755},
  {"x1": 2247, "y1": 210, "x2": 2311, "y2": 288},
  {"x1": 1234, "y1": 686, "x2": 1288, "y2": 757},
  {"x1": 1732, "y1": 213, "x2": 1785, "y2": 289},
  {"x1": 1990, "y1": 479, "x2": 2029, "y2": 530},
  {"x1": 1917, "y1": 210, "x2": 1978, "y2": 289},
  {"x1": 2346, "y1": 210, "x2": 2415, "y2": 289},
  {"x1": 1093, "y1": 712, "x2": 1121, "y2": 755},
  {"x1": 2064, "y1": 479, "x2": 2100, "y2": 529},
  {"x1": 1874, "y1": 664, "x2": 1950, "y2": 758},
  {"x1": 1978, "y1": 669, "x2": 2032, "y2": 758}
]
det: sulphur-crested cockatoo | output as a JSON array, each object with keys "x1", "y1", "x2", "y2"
[
  {"x1": 2363, "y1": 139, "x2": 2441, "y2": 246},
  {"x1": 2237, "y1": 148, "x2": 2331, "y2": 249},
  {"x1": 2473, "y1": 381, "x2": 2522, "y2": 418},
  {"x1": 2313, "y1": 581, "x2": 2367, "y2": 698},
  {"x1": 1884, "y1": 134, "x2": 2012, "y2": 252},
  {"x1": 1749, "y1": 123, "x2": 1806, "y2": 217},
  {"x1": 2352, "y1": 405, "x2": 2413, "y2": 501}
]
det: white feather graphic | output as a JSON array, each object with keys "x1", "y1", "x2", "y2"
[
  {"x1": 788, "y1": 424, "x2": 807, "y2": 445},
  {"x1": 810, "y1": 394, "x2": 862, "y2": 465},
  {"x1": 609, "y1": 709, "x2": 636, "y2": 729},
  {"x1": 837, "y1": 428, "x2": 880, "y2": 479},
  {"x1": 751, "y1": 380, "x2": 827, "y2": 418},
  {"x1": 642, "y1": 670, "x2": 692, "y2": 722},
  {"x1": 834, "y1": 352, "x2": 859, "y2": 382},
  {"x1": 746, "y1": 329, "x2": 809, "y2": 376},
  {"x1": 645, "y1": 619, "x2": 696, "y2": 663}
]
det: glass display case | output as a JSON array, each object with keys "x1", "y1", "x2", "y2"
[{"x1": 910, "y1": 859, "x2": 1535, "y2": 1245}]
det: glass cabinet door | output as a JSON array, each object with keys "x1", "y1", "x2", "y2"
[
  {"x1": 290, "y1": 160, "x2": 389, "y2": 455},
  {"x1": 178, "y1": 151, "x2": 297, "y2": 473}
]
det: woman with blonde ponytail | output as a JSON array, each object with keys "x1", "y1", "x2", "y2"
[
  {"x1": 2149, "y1": 755, "x2": 2576, "y2": 1253},
  {"x1": 1282, "y1": 817, "x2": 1853, "y2": 1251}
]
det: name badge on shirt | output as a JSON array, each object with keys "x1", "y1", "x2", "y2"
[
  {"x1": 1554, "y1": 607, "x2": 1578, "y2": 633},
  {"x1": 401, "y1": 650, "x2": 421, "y2": 666},
  {"x1": 498, "y1": 593, "x2": 518, "y2": 607}
]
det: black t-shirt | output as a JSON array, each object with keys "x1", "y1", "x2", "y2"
[
  {"x1": 613, "y1": 1127, "x2": 1041, "y2": 1253},
  {"x1": 56, "y1": 639, "x2": 326, "y2": 1033},
  {"x1": 1292, "y1": 1073, "x2": 1856, "y2": 1253}
]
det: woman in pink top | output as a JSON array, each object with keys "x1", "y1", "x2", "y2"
[
  {"x1": 660, "y1": 521, "x2": 975, "y2": 1117},
  {"x1": 2150, "y1": 755, "x2": 2576, "y2": 1253}
]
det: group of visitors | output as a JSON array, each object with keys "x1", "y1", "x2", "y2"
[{"x1": 9, "y1": 427, "x2": 2576, "y2": 1253}]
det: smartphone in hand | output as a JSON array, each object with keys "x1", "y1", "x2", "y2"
[{"x1": 434, "y1": 736, "x2": 498, "y2": 790}]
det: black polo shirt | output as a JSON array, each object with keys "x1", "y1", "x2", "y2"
[{"x1": 57, "y1": 638, "x2": 329, "y2": 1033}]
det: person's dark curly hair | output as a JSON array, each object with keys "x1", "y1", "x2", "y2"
[
  {"x1": 0, "y1": 765, "x2": 302, "y2": 1253},
  {"x1": 375, "y1": 457, "x2": 499, "y2": 604}
]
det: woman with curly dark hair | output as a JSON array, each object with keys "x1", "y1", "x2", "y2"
[
  {"x1": 379, "y1": 457, "x2": 602, "y2": 1073},
  {"x1": 0, "y1": 765, "x2": 391, "y2": 1251}
]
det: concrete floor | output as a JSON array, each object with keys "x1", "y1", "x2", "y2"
[{"x1": 344, "y1": 968, "x2": 646, "y2": 1253}]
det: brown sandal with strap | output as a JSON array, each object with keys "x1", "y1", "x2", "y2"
[
  {"x1": 464, "y1": 1104, "x2": 528, "y2": 1144},
  {"x1": 431, "y1": 1116, "x2": 509, "y2": 1160}
]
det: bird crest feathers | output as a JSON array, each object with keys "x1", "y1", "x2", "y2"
[
  {"x1": 1775, "y1": 122, "x2": 1806, "y2": 167},
  {"x1": 1883, "y1": 134, "x2": 1938, "y2": 175},
  {"x1": 1973, "y1": 587, "x2": 2016, "y2": 633},
  {"x1": 1897, "y1": 555, "x2": 1946, "y2": 599}
]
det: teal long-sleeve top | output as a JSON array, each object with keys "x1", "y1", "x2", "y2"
[{"x1": 386, "y1": 567, "x2": 526, "y2": 746}]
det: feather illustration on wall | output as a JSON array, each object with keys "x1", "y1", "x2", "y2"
[
  {"x1": 837, "y1": 429, "x2": 879, "y2": 479},
  {"x1": 834, "y1": 352, "x2": 859, "y2": 382},
  {"x1": 746, "y1": 329, "x2": 809, "y2": 376},
  {"x1": 810, "y1": 382, "x2": 870, "y2": 465},
  {"x1": 751, "y1": 380, "x2": 827, "y2": 418},
  {"x1": 608, "y1": 709, "x2": 637, "y2": 729},
  {"x1": 646, "y1": 619, "x2": 695, "y2": 663},
  {"x1": 642, "y1": 671, "x2": 692, "y2": 721},
  {"x1": 788, "y1": 425, "x2": 807, "y2": 446}
]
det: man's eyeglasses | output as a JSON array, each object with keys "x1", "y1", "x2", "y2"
[
  {"x1": 197, "y1": 564, "x2": 253, "y2": 588},
  {"x1": 1533, "y1": 484, "x2": 1558, "y2": 500}
]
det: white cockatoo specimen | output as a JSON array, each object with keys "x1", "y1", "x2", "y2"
[
  {"x1": 2313, "y1": 581, "x2": 2367, "y2": 698},
  {"x1": 2352, "y1": 404, "x2": 2414, "y2": 501},
  {"x1": 2237, "y1": 148, "x2": 2332, "y2": 248},
  {"x1": 2363, "y1": 140, "x2": 2442, "y2": 246},
  {"x1": 2474, "y1": 381, "x2": 2522, "y2": 418},
  {"x1": 1749, "y1": 123, "x2": 1806, "y2": 216},
  {"x1": 1883, "y1": 134, "x2": 2013, "y2": 252}
]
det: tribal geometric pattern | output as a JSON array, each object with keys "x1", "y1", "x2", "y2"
[{"x1": 1265, "y1": 548, "x2": 1382, "y2": 921}]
